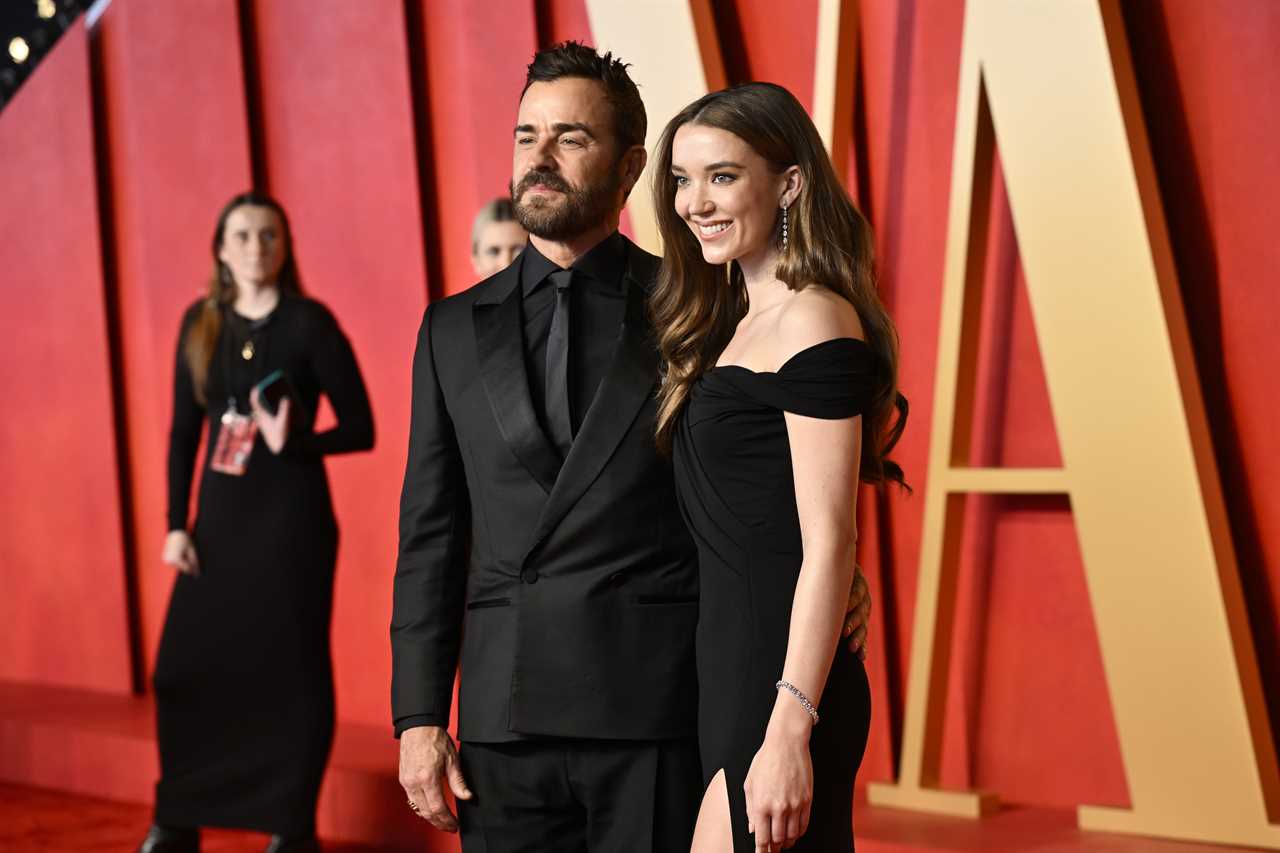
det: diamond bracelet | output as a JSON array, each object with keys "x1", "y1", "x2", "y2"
[{"x1": 776, "y1": 680, "x2": 820, "y2": 725}]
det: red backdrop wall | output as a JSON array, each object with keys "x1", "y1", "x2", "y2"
[
  {"x1": 1, "y1": 0, "x2": 1276, "y2": 823},
  {"x1": 0, "y1": 23, "x2": 133, "y2": 695},
  {"x1": 94, "y1": 0, "x2": 255, "y2": 692}
]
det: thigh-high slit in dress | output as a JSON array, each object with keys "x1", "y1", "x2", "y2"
[{"x1": 673, "y1": 338, "x2": 875, "y2": 852}]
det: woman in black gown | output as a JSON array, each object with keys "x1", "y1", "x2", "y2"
[
  {"x1": 649, "y1": 84, "x2": 908, "y2": 852},
  {"x1": 140, "y1": 192, "x2": 374, "y2": 853}
]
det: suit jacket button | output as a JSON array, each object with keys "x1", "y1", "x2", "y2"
[
  {"x1": 521, "y1": 569, "x2": 539, "y2": 584},
  {"x1": 608, "y1": 572, "x2": 625, "y2": 585}
]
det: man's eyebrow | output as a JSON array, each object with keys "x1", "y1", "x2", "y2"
[
  {"x1": 514, "y1": 122, "x2": 597, "y2": 139},
  {"x1": 551, "y1": 122, "x2": 596, "y2": 138}
]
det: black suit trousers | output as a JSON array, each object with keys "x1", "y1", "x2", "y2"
[{"x1": 458, "y1": 737, "x2": 701, "y2": 853}]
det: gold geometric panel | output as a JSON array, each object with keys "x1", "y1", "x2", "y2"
[
  {"x1": 868, "y1": 2, "x2": 1280, "y2": 847},
  {"x1": 584, "y1": 0, "x2": 725, "y2": 253}
]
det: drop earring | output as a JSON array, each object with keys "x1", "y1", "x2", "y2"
[{"x1": 781, "y1": 204, "x2": 789, "y2": 250}]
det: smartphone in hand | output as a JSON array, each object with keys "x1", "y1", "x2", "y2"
[{"x1": 253, "y1": 369, "x2": 292, "y2": 416}]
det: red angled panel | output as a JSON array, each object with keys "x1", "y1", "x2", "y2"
[
  {"x1": 95, "y1": 0, "x2": 255, "y2": 680},
  {"x1": 250, "y1": 0, "x2": 432, "y2": 726},
  {"x1": 0, "y1": 24, "x2": 132, "y2": 693},
  {"x1": 414, "y1": 0, "x2": 539, "y2": 297}
]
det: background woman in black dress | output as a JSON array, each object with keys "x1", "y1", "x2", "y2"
[
  {"x1": 141, "y1": 192, "x2": 374, "y2": 853},
  {"x1": 650, "y1": 84, "x2": 908, "y2": 852}
]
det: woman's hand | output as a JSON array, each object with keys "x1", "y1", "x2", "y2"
[
  {"x1": 744, "y1": 711, "x2": 814, "y2": 851},
  {"x1": 162, "y1": 530, "x2": 199, "y2": 576},
  {"x1": 250, "y1": 386, "x2": 291, "y2": 455}
]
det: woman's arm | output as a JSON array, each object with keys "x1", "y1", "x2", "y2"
[
  {"x1": 290, "y1": 307, "x2": 375, "y2": 455},
  {"x1": 746, "y1": 407, "x2": 862, "y2": 851},
  {"x1": 167, "y1": 308, "x2": 206, "y2": 532},
  {"x1": 772, "y1": 408, "x2": 862, "y2": 730},
  {"x1": 769, "y1": 291, "x2": 866, "y2": 726},
  {"x1": 745, "y1": 292, "x2": 864, "y2": 851},
  {"x1": 165, "y1": 308, "x2": 207, "y2": 575}
]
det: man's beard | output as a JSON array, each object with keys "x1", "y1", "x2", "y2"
[{"x1": 510, "y1": 168, "x2": 621, "y2": 241}]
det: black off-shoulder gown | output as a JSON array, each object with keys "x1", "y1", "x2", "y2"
[
  {"x1": 156, "y1": 294, "x2": 373, "y2": 836},
  {"x1": 674, "y1": 338, "x2": 874, "y2": 852}
]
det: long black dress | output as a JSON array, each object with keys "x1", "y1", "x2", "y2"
[
  {"x1": 156, "y1": 293, "x2": 373, "y2": 836},
  {"x1": 673, "y1": 338, "x2": 874, "y2": 852}
]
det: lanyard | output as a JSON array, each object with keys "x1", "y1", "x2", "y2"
[{"x1": 220, "y1": 307, "x2": 273, "y2": 414}]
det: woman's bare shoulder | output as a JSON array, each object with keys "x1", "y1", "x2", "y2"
[{"x1": 771, "y1": 285, "x2": 864, "y2": 367}]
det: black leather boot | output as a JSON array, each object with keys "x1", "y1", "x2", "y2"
[
  {"x1": 263, "y1": 835, "x2": 320, "y2": 853},
  {"x1": 135, "y1": 824, "x2": 199, "y2": 853}
]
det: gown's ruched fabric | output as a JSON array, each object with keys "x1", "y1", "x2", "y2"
[{"x1": 673, "y1": 338, "x2": 875, "y2": 852}]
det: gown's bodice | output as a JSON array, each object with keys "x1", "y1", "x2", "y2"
[{"x1": 674, "y1": 337, "x2": 880, "y2": 562}]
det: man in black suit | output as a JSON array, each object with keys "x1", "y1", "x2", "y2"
[{"x1": 392, "y1": 43, "x2": 870, "y2": 852}]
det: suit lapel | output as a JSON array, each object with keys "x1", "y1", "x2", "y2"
[
  {"x1": 525, "y1": 255, "x2": 660, "y2": 557},
  {"x1": 474, "y1": 266, "x2": 561, "y2": 494}
]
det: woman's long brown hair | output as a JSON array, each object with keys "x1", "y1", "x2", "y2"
[
  {"x1": 184, "y1": 191, "x2": 304, "y2": 404},
  {"x1": 650, "y1": 82, "x2": 908, "y2": 488}
]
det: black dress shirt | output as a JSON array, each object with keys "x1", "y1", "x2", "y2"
[{"x1": 519, "y1": 232, "x2": 629, "y2": 454}]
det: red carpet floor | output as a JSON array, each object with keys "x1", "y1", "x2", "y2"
[
  {"x1": 0, "y1": 782, "x2": 397, "y2": 852},
  {"x1": 0, "y1": 781, "x2": 1253, "y2": 853},
  {"x1": 0, "y1": 682, "x2": 1256, "y2": 852}
]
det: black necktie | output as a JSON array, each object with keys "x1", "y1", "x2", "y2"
[{"x1": 545, "y1": 269, "x2": 574, "y2": 456}]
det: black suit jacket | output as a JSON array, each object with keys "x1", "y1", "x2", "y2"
[{"x1": 391, "y1": 238, "x2": 699, "y2": 743}]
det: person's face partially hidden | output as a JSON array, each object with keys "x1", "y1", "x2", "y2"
[
  {"x1": 511, "y1": 78, "x2": 627, "y2": 241},
  {"x1": 670, "y1": 124, "x2": 790, "y2": 270},
  {"x1": 218, "y1": 205, "x2": 287, "y2": 290},
  {"x1": 472, "y1": 220, "x2": 528, "y2": 277}
]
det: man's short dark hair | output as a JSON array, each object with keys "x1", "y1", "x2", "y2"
[{"x1": 523, "y1": 41, "x2": 647, "y2": 152}]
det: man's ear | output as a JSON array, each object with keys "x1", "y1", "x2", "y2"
[{"x1": 620, "y1": 145, "x2": 648, "y2": 199}]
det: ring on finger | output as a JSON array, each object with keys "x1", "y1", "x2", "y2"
[{"x1": 407, "y1": 799, "x2": 420, "y2": 813}]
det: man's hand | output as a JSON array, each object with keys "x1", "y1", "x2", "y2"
[
  {"x1": 842, "y1": 563, "x2": 872, "y2": 659},
  {"x1": 399, "y1": 725, "x2": 472, "y2": 833}
]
